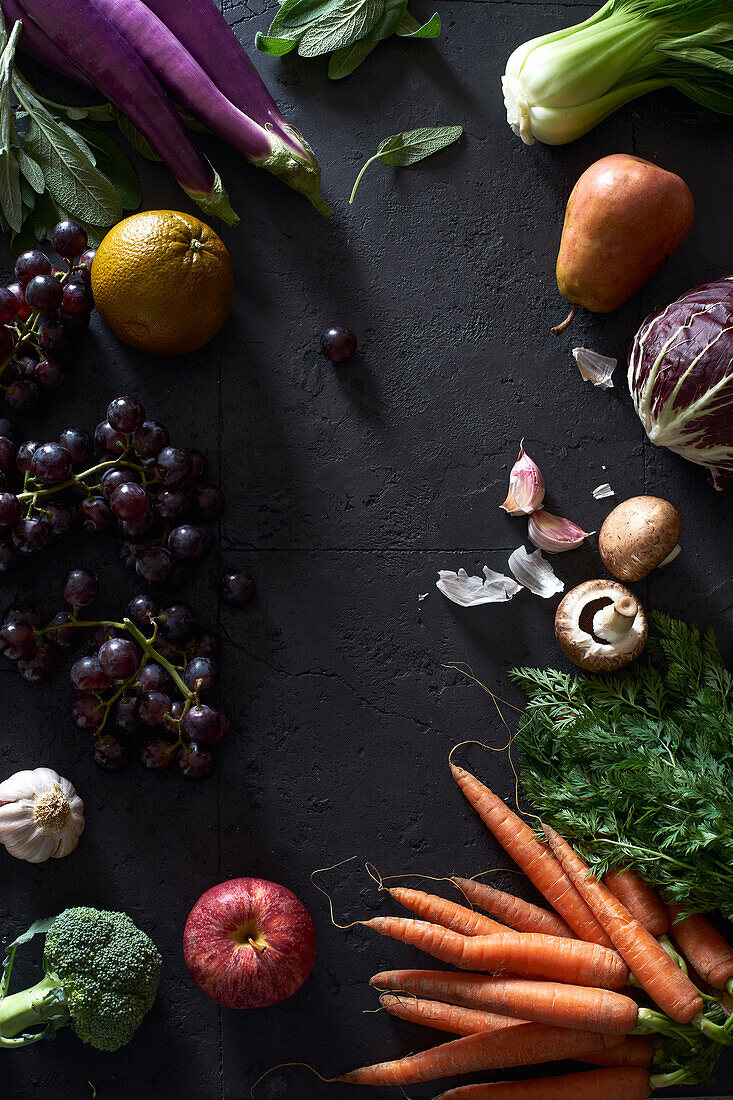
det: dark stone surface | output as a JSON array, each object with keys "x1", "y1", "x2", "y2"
[{"x1": 1, "y1": 1, "x2": 732, "y2": 1098}]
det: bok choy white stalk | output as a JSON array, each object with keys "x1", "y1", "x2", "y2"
[{"x1": 503, "y1": 0, "x2": 733, "y2": 146}]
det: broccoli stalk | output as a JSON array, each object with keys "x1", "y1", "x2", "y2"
[
  {"x1": 0, "y1": 908, "x2": 161, "y2": 1052},
  {"x1": 0, "y1": 974, "x2": 69, "y2": 1047}
]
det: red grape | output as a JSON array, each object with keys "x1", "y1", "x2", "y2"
[
  {"x1": 107, "y1": 396, "x2": 145, "y2": 433},
  {"x1": 135, "y1": 662, "x2": 170, "y2": 693},
  {"x1": 94, "y1": 420, "x2": 127, "y2": 455},
  {"x1": 183, "y1": 657, "x2": 217, "y2": 694},
  {"x1": 72, "y1": 694, "x2": 105, "y2": 730},
  {"x1": 6, "y1": 379, "x2": 40, "y2": 413},
  {"x1": 0, "y1": 620, "x2": 37, "y2": 660},
  {"x1": 178, "y1": 742, "x2": 213, "y2": 779},
  {"x1": 99, "y1": 637, "x2": 139, "y2": 679},
  {"x1": 62, "y1": 568, "x2": 98, "y2": 607},
  {"x1": 133, "y1": 421, "x2": 169, "y2": 457},
  {"x1": 58, "y1": 428, "x2": 92, "y2": 464},
  {"x1": 14, "y1": 250, "x2": 52, "y2": 287},
  {"x1": 0, "y1": 491, "x2": 20, "y2": 528},
  {"x1": 160, "y1": 604, "x2": 195, "y2": 642},
  {"x1": 140, "y1": 739, "x2": 178, "y2": 770},
  {"x1": 25, "y1": 275, "x2": 63, "y2": 312},
  {"x1": 52, "y1": 219, "x2": 88, "y2": 259},
  {"x1": 78, "y1": 496, "x2": 114, "y2": 533},
  {"x1": 321, "y1": 325, "x2": 357, "y2": 363},
  {"x1": 110, "y1": 482, "x2": 148, "y2": 522},
  {"x1": 154, "y1": 446, "x2": 191, "y2": 485},
  {"x1": 136, "y1": 546, "x2": 173, "y2": 584},
  {"x1": 221, "y1": 570, "x2": 255, "y2": 605},
  {"x1": 127, "y1": 593, "x2": 159, "y2": 625},
  {"x1": 93, "y1": 734, "x2": 127, "y2": 770},
  {"x1": 70, "y1": 655, "x2": 110, "y2": 693},
  {"x1": 181, "y1": 704, "x2": 221, "y2": 744},
  {"x1": 138, "y1": 690, "x2": 172, "y2": 727},
  {"x1": 12, "y1": 516, "x2": 50, "y2": 553},
  {"x1": 17, "y1": 644, "x2": 56, "y2": 682},
  {"x1": 30, "y1": 442, "x2": 72, "y2": 485},
  {"x1": 168, "y1": 524, "x2": 208, "y2": 561},
  {"x1": 0, "y1": 287, "x2": 17, "y2": 323}
]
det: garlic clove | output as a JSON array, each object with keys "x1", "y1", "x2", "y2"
[
  {"x1": 501, "y1": 444, "x2": 545, "y2": 516},
  {"x1": 528, "y1": 509, "x2": 593, "y2": 553}
]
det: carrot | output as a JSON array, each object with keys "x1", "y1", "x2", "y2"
[
  {"x1": 370, "y1": 970, "x2": 639, "y2": 1034},
  {"x1": 379, "y1": 993, "x2": 528, "y2": 1035},
  {"x1": 336, "y1": 1024, "x2": 623, "y2": 1085},
  {"x1": 361, "y1": 916, "x2": 628, "y2": 989},
  {"x1": 451, "y1": 765, "x2": 611, "y2": 947},
  {"x1": 389, "y1": 886, "x2": 505, "y2": 937},
  {"x1": 667, "y1": 905, "x2": 733, "y2": 990},
  {"x1": 452, "y1": 876, "x2": 574, "y2": 939},
  {"x1": 604, "y1": 870, "x2": 668, "y2": 936},
  {"x1": 433, "y1": 1066, "x2": 652, "y2": 1100},
  {"x1": 542, "y1": 824, "x2": 703, "y2": 1025},
  {"x1": 582, "y1": 1036, "x2": 655, "y2": 1068}
]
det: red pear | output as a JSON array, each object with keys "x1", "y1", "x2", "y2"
[{"x1": 552, "y1": 154, "x2": 694, "y2": 334}]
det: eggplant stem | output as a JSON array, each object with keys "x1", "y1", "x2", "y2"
[{"x1": 551, "y1": 303, "x2": 580, "y2": 336}]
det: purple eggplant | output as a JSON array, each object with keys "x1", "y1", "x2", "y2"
[
  {"x1": 16, "y1": 0, "x2": 238, "y2": 225},
  {"x1": 1, "y1": 0, "x2": 92, "y2": 87},
  {"x1": 88, "y1": 0, "x2": 331, "y2": 217},
  {"x1": 141, "y1": 0, "x2": 331, "y2": 216}
]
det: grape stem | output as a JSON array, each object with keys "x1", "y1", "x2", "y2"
[
  {"x1": 17, "y1": 454, "x2": 153, "y2": 507},
  {"x1": 37, "y1": 613, "x2": 197, "y2": 742}
]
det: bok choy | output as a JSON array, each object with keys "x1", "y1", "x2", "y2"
[{"x1": 503, "y1": 0, "x2": 733, "y2": 146}]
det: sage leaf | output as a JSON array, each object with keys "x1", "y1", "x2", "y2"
[
  {"x1": 17, "y1": 148, "x2": 44, "y2": 193},
  {"x1": 349, "y1": 124, "x2": 462, "y2": 203},
  {"x1": 298, "y1": 0, "x2": 385, "y2": 57},
  {"x1": 328, "y1": 0, "x2": 407, "y2": 76},
  {"x1": 0, "y1": 148, "x2": 22, "y2": 231},
  {"x1": 270, "y1": 0, "x2": 344, "y2": 34},
  {"x1": 395, "y1": 10, "x2": 440, "y2": 37},
  {"x1": 22, "y1": 108, "x2": 122, "y2": 227},
  {"x1": 254, "y1": 33, "x2": 300, "y2": 56},
  {"x1": 114, "y1": 108, "x2": 162, "y2": 163},
  {"x1": 328, "y1": 28, "x2": 382, "y2": 76},
  {"x1": 75, "y1": 125, "x2": 141, "y2": 210}
]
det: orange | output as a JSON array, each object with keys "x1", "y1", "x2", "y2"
[{"x1": 91, "y1": 211, "x2": 234, "y2": 356}]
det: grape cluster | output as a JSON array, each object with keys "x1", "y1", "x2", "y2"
[
  {"x1": 0, "y1": 220, "x2": 96, "y2": 414},
  {"x1": 0, "y1": 574, "x2": 228, "y2": 779},
  {"x1": 0, "y1": 395, "x2": 223, "y2": 583}
]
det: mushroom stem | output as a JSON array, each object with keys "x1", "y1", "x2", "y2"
[
  {"x1": 593, "y1": 597, "x2": 638, "y2": 643},
  {"x1": 659, "y1": 544, "x2": 681, "y2": 569}
]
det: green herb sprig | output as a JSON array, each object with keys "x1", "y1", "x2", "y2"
[
  {"x1": 0, "y1": 15, "x2": 145, "y2": 248},
  {"x1": 511, "y1": 612, "x2": 733, "y2": 918},
  {"x1": 256, "y1": 0, "x2": 440, "y2": 79},
  {"x1": 349, "y1": 124, "x2": 462, "y2": 202}
]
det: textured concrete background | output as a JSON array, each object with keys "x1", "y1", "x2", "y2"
[{"x1": 1, "y1": 0, "x2": 732, "y2": 1097}]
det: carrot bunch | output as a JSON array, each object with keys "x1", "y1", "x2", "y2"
[{"x1": 330, "y1": 764, "x2": 733, "y2": 1096}]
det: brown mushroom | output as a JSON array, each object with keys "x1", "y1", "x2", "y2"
[
  {"x1": 555, "y1": 579, "x2": 648, "y2": 672},
  {"x1": 598, "y1": 496, "x2": 681, "y2": 583}
]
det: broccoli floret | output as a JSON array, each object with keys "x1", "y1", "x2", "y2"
[{"x1": 0, "y1": 907, "x2": 162, "y2": 1052}]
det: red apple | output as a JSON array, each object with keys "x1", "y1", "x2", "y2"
[{"x1": 183, "y1": 877, "x2": 316, "y2": 1009}]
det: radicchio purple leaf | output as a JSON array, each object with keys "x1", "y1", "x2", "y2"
[{"x1": 628, "y1": 277, "x2": 733, "y2": 489}]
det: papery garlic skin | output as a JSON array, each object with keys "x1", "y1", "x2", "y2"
[
  {"x1": 501, "y1": 444, "x2": 545, "y2": 515},
  {"x1": 0, "y1": 768, "x2": 85, "y2": 863},
  {"x1": 528, "y1": 509, "x2": 593, "y2": 553}
]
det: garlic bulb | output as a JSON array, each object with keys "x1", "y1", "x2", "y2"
[{"x1": 0, "y1": 768, "x2": 85, "y2": 863}]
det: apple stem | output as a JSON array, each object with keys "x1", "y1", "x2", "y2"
[
  {"x1": 248, "y1": 938, "x2": 267, "y2": 954},
  {"x1": 551, "y1": 303, "x2": 580, "y2": 336}
]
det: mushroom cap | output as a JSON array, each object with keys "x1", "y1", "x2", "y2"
[
  {"x1": 555, "y1": 579, "x2": 648, "y2": 672},
  {"x1": 598, "y1": 496, "x2": 681, "y2": 582}
]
